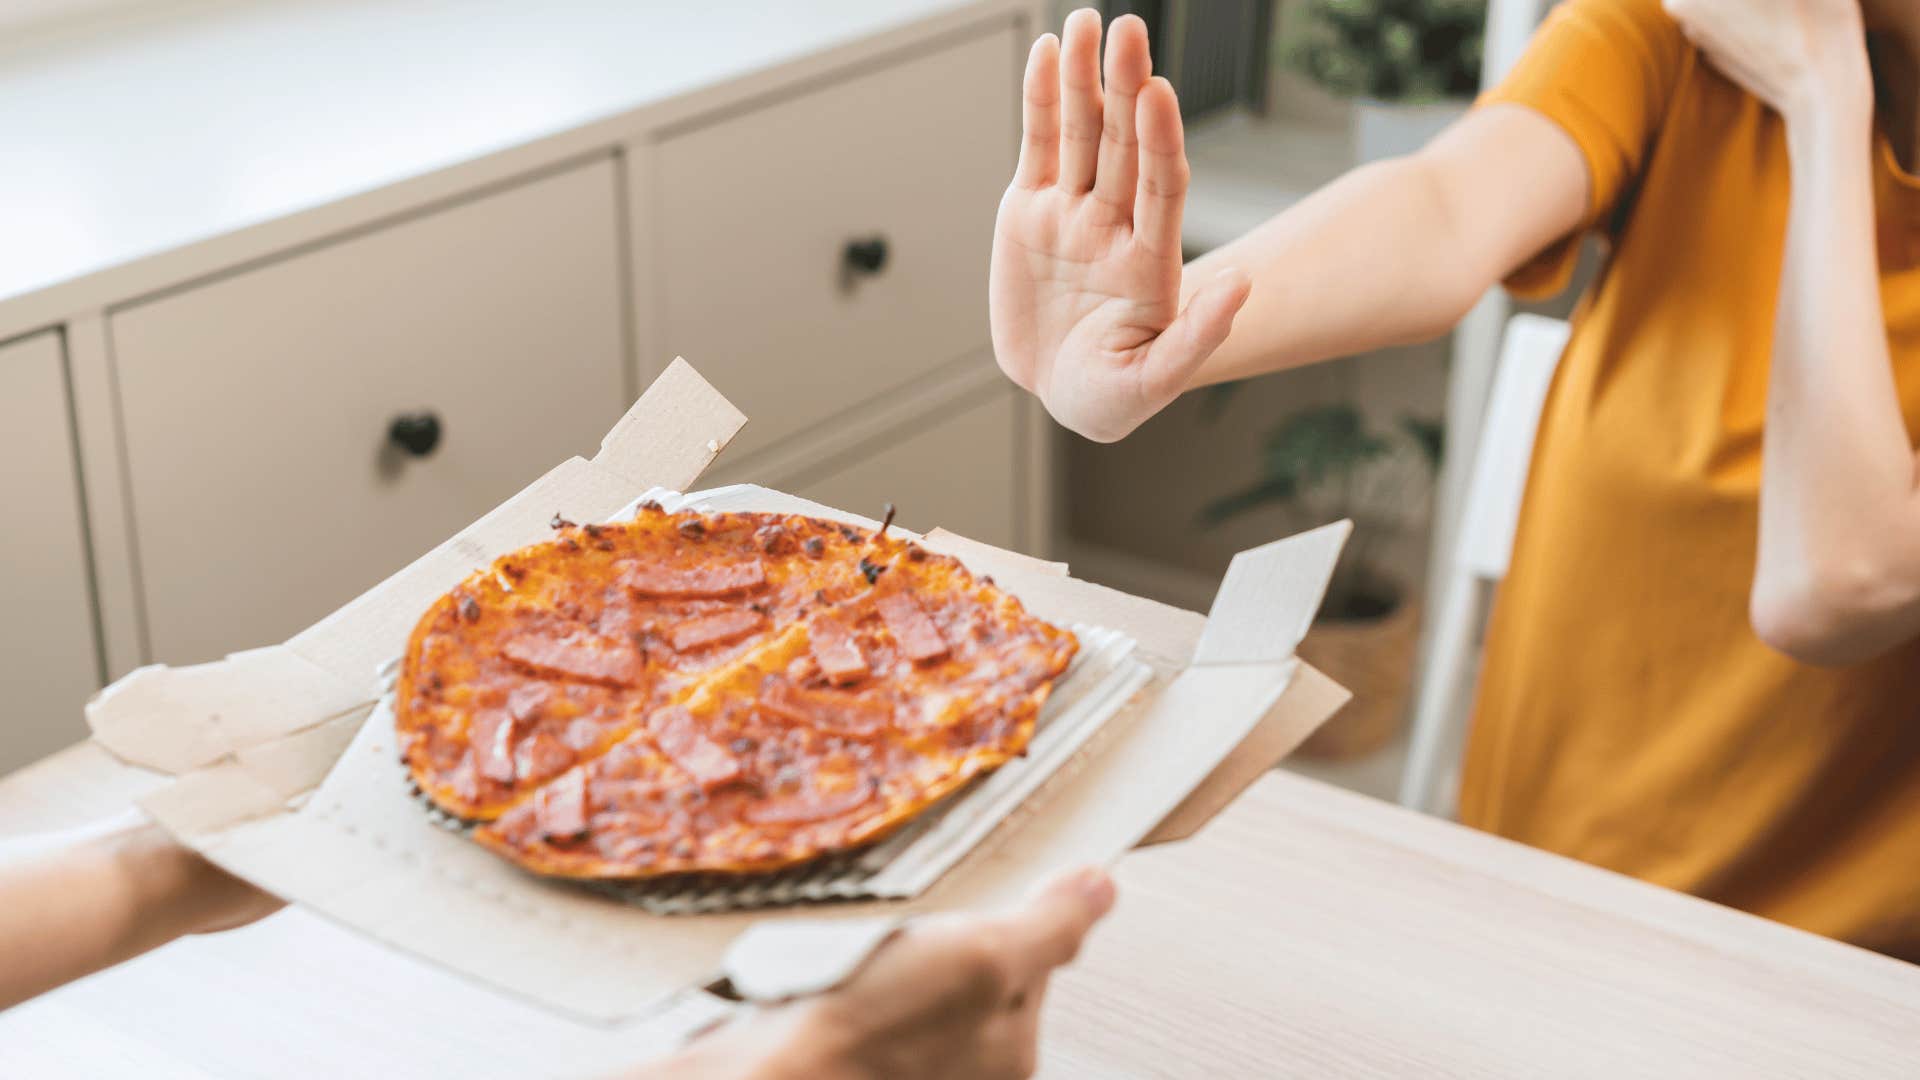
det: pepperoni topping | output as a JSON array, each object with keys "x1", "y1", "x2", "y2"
[
  {"x1": 807, "y1": 614, "x2": 869, "y2": 685},
  {"x1": 623, "y1": 560, "x2": 767, "y2": 598},
  {"x1": 668, "y1": 609, "x2": 766, "y2": 652},
  {"x1": 648, "y1": 706, "x2": 742, "y2": 790},
  {"x1": 877, "y1": 592, "x2": 949, "y2": 663},
  {"x1": 501, "y1": 628, "x2": 643, "y2": 686}
]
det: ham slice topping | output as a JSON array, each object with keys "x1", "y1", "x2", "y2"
[
  {"x1": 668, "y1": 609, "x2": 766, "y2": 652},
  {"x1": 877, "y1": 592, "x2": 949, "y2": 663},
  {"x1": 807, "y1": 614, "x2": 870, "y2": 685},
  {"x1": 501, "y1": 628, "x2": 643, "y2": 686},
  {"x1": 470, "y1": 708, "x2": 518, "y2": 783},
  {"x1": 536, "y1": 770, "x2": 589, "y2": 839},
  {"x1": 744, "y1": 776, "x2": 877, "y2": 825},
  {"x1": 649, "y1": 706, "x2": 743, "y2": 789},
  {"x1": 623, "y1": 560, "x2": 767, "y2": 598},
  {"x1": 756, "y1": 680, "x2": 892, "y2": 738}
]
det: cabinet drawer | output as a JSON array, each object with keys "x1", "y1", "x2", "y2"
[
  {"x1": 0, "y1": 331, "x2": 101, "y2": 770},
  {"x1": 652, "y1": 26, "x2": 1017, "y2": 464},
  {"x1": 783, "y1": 385, "x2": 1021, "y2": 551},
  {"x1": 111, "y1": 159, "x2": 627, "y2": 666}
]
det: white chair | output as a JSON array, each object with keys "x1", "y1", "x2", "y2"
[{"x1": 1399, "y1": 314, "x2": 1570, "y2": 815}]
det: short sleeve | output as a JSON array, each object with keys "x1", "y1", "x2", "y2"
[{"x1": 1478, "y1": 0, "x2": 1689, "y2": 298}]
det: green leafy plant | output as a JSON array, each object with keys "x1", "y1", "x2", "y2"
[
  {"x1": 1202, "y1": 403, "x2": 1443, "y2": 618},
  {"x1": 1286, "y1": 0, "x2": 1485, "y2": 101}
]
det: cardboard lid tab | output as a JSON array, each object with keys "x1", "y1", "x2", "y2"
[
  {"x1": 87, "y1": 646, "x2": 367, "y2": 775},
  {"x1": 1192, "y1": 520, "x2": 1350, "y2": 667},
  {"x1": 595, "y1": 357, "x2": 748, "y2": 491}
]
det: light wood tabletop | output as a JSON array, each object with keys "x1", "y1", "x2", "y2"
[{"x1": 3, "y1": 743, "x2": 1917, "y2": 1077}]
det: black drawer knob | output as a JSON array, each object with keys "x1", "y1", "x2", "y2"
[
  {"x1": 388, "y1": 411, "x2": 442, "y2": 458},
  {"x1": 843, "y1": 235, "x2": 889, "y2": 276}
]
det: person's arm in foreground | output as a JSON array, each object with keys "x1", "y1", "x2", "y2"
[
  {"x1": 989, "y1": 8, "x2": 1589, "y2": 443},
  {"x1": 1667, "y1": 0, "x2": 1920, "y2": 664},
  {"x1": 1, "y1": 809, "x2": 1112, "y2": 1080},
  {"x1": 0, "y1": 814, "x2": 283, "y2": 1009}
]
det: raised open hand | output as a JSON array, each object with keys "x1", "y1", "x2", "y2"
[{"x1": 990, "y1": 9, "x2": 1251, "y2": 443}]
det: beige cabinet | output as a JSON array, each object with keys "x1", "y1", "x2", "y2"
[
  {"x1": 782, "y1": 384, "x2": 1023, "y2": 550},
  {"x1": 652, "y1": 27, "x2": 1017, "y2": 466},
  {"x1": 110, "y1": 158, "x2": 628, "y2": 666},
  {"x1": 0, "y1": 332, "x2": 101, "y2": 770}
]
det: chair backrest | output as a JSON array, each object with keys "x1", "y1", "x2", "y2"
[{"x1": 1456, "y1": 314, "x2": 1569, "y2": 581}]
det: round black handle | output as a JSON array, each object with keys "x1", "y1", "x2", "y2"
[
  {"x1": 843, "y1": 235, "x2": 889, "y2": 276},
  {"x1": 387, "y1": 411, "x2": 442, "y2": 458}
]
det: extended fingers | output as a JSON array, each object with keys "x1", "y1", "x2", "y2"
[
  {"x1": 1014, "y1": 33, "x2": 1061, "y2": 188},
  {"x1": 1057, "y1": 8, "x2": 1105, "y2": 192},
  {"x1": 997, "y1": 866, "x2": 1117, "y2": 981},
  {"x1": 1093, "y1": 13, "x2": 1152, "y2": 213},
  {"x1": 1133, "y1": 76, "x2": 1189, "y2": 257}
]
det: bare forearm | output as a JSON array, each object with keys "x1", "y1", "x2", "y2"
[
  {"x1": 1180, "y1": 105, "x2": 1589, "y2": 389},
  {"x1": 0, "y1": 822, "x2": 207, "y2": 1009},
  {"x1": 1181, "y1": 155, "x2": 1479, "y2": 386},
  {"x1": 1755, "y1": 98, "x2": 1920, "y2": 662}
]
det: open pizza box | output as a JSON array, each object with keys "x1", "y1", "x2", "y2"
[{"x1": 85, "y1": 359, "x2": 1351, "y2": 1047}]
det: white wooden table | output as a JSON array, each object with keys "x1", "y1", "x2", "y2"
[{"x1": 3, "y1": 744, "x2": 1917, "y2": 1077}]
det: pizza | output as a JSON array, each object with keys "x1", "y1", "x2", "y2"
[{"x1": 394, "y1": 501, "x2": 1078, "y2": 880}]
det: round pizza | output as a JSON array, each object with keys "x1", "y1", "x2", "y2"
[{"x1": 393, "y1": 501, "x2": 1078, "y2": 880}]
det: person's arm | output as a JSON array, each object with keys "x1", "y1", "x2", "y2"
[
  {"x1": 0, "y1": 815, "x2": 283, "y2": 1009},
  {"x1": 1663, "y1": 0, "x2": 1920, "y2": 664},
  {"x1": 629, "y1": 867, "x2": 1117, "y2": 1080},
  {"x1": 989, "y1": 8, "x2": 1588, "y2": 442},
  {"x1": 4, "y1": 809, "x2": 1109, "y2": 1080}
]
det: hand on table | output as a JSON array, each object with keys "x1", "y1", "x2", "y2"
[
  {"x1": 659, "y1": 866, "x2": 1118, "y2": 1080},
  {"x1": 989, "y1": 8, "x2": 1251, "y2": 444}
]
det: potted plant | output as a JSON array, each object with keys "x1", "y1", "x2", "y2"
[
  {"x1": 1286, "y1": 0, "x2": 1486, "y2": 163},
  {"x1": 1201, "y1": 403, "x2": 1443, "y2": 759}
]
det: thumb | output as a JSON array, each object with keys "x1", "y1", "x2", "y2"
[
  {"x1": 1001, "y1": 866, "x2": 1117, "y2": 980},
  {"x1": 1142, "y1": 268, "x2": 1252, "y2": 398}
]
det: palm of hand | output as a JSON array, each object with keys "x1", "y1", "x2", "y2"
[
  {"x1": 992, "y1": 189, "x2": 1179, "y2": 441},
  {"x1": 988, "y1": 11, "x2": 1248, "y2": 444}
]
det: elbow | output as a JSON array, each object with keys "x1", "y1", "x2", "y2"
[{"x1": 1749, "y1": 552, "x2": 1917, "y2": 667}]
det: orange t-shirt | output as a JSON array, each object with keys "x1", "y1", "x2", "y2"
[{"x1": 1461, "y1": 0, "x2": 1920, "y2": 959}]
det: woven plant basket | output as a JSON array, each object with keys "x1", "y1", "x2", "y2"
[{"x1": 1294, "y1": 595, "x2": 1421, "y2": 760}]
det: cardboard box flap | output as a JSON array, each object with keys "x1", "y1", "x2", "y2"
[
  {"x1": 922, "y1": 527, "x2": 1069, "y2": 578},
  {"x1": 140, "y1": 710, "x2": 366, "y2": 835},
  {"x1": 1192, "y1": 520, "x2": 1351, "y2": 668},
  {"x1": 87, "y1": 646, "x2": 368, "y2": 775},
  {"x1": 722, "y1": 916, "x2": 905, "y2": 1003},
  {"x1": 594, "y1": 357, "x2": 748, "y2": 491}
]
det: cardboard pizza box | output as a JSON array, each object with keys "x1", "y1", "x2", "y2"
[{"x1": 84, "y1": 359, "x2": 1351, "y2": 1045}]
